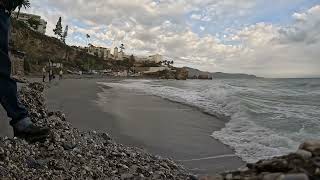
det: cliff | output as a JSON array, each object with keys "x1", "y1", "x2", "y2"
[
  {"x1": 143, "y1": 67, "x2": 188, "y2": 80},
  {"x1": 185, "y1": 67, "x2": 258, "y2": 79},
  {"x1": 10, "y1": 20, "x2": 108, "y2": 74}
]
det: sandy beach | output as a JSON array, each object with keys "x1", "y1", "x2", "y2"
[
  {"x1": 0, "y1": 78, "x2": 244, "y2": 175},
  {"x1": 44, "y1": 78, "x2": 244, "y2": 175}
]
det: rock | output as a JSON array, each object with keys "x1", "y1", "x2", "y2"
[
  {"x1": 62, "y1": 142, "x2": 76, "y2": 150},
  {"x1": 28, "y1": 82, "x2": 45, "y2": 92},
  {"x1": 279, "y1": 173, "x2": 309, "y2": 180},
  {"x1": 295, "y1": 150, "x2": 312, "y2": 159},
  {"x1": 0, "y1": 147, "x2": 5, "y2": 160},
  {"x1": 299, "y1": 140, "x2": 320, "y2": 154},
  {"x1": 256, "y1": 159, "x2": 289, "y2": 172},
  {"x1": 311, "y1": 157, "x2": 320, "y2": 167},
  {"x1": 263, "y1": 173, "x2": 283, "y2": 180},
  {"x1": 26, "y1": 158, "x2": 43, "y2": 169},
  {"x1": 121, "y1": 173, "x2": 133, "y2": 180},
  {"x1": 225, "y1": 173, "x2": 233, "y2": 180},
  {"x1": 200, "y1": 175, "x2": 224, "y2": 180},
  {"x1": 48, "y1": 144, "x2": 55, "y2": 151},
  {"x1": 175, "y1": 68, "x2": 188, "y2": 80}
]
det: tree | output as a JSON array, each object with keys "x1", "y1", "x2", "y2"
[
  {"x1": 120, "y1": 44, "x2": 125, "y2": 52},
  {"x1": 16, "y1": 0, "x2": 30, "y2": 18},
  {"x1": 61, "y1": 25, "x2": 68, "y2": 43},
  {"x1": 86, "y1": 34, "x2": 90, "y2": 46},
  {"x1": 53, "y1": 17, "x2": 63, "y2": 39}
]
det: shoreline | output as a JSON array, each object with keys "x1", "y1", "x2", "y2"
[{"x1": 45, "y1": 78, "x2": 244, "y2": 175}]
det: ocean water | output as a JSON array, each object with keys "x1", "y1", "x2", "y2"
[{"x1": 100, "y1": 78, "x2": 320, "y2": 163}]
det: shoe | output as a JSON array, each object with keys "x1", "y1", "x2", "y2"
[{"x1": 13, "y1": 124, "x2": 50, "y2": 143}]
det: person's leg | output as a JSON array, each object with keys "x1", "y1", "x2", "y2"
[
  {"x1": 0, "y1": 9, "x2": 49, "y2": 141},
  {"x1": 0, "y1": 77, "x2": 30, "y2": 124},
  {"x1": 0, "y1": 8, "x2": 29, "y2": 126},
  {"x1": 0, "y1": 8, "x2": 11, "y2": 78}
]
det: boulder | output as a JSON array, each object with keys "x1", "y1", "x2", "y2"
[
  {"x1": 299, "y1": 140, "x2": 320, "y2": 154},
  {"x1": 295, "y1": 150, "x2": 312, "y2": 159},
  {"x1": 263, "y1": 173, "x2": 283, "y2": 180}
]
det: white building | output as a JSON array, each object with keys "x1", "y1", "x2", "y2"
[
  {"x1": 86, "y1": 45, "x2": 111, "y2": 60},
  {"x1": 148, "y1": 54, "x2": 163, "y2": 63},
  {"x1": 135, "y1": 54, "x2": 163, "y2": 63},
  {"x1": 114, "y1": 47, "x2": 119, "y2": 60},
  {"x1": 13, "y1": 12, "x2": 47, "y2": 34}
]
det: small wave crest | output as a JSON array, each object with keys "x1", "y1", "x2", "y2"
[{"x1": 98, "y1": 79, "x2": 320, "y2": 163}]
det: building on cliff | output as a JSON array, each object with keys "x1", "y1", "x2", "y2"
[
  {"x1": 135, "y1": 54, "x2": 163, "y2": 63},
  {"x1": 12, "y1": 12, "x2": 47, "y2": 34},
  {"x1": 84, "y1": 44, "x2": 162, "y2": 63},
  {"x1": 86, "y1": 44, "x2": 111, "y2": 60},
  {"x1": 85, "y1": 45, "x2": 127, "y2": 61}
]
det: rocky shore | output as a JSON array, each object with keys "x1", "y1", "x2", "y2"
[
  {"x1": 202, "y1": 144, "x2": 320, "y2": 180},
  {"x1": 0, "y1": 83, "x2": 194, "y2": 179}
]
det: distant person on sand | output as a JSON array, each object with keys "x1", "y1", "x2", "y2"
[
  {"x1": 59, "y1": 69, "x2": 63, "y2": 80},
  {"x1": 42, "y1": 66, "x2": 46, "y2": 82},
  {"x1": 49, "y1": 69, "x2": 53, "y2": 82},
  {"x1": 0, "y1": 1, "x2": 49, "y2": 142}
]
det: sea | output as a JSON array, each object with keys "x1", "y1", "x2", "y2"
[{"x1": 101, "y1": 78, "x2": 320, "y2": 163}]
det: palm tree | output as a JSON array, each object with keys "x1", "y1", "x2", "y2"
[
  {"x1": 16, "y1": 0, "x2": 31, "y2": 18},
  {"x1": 163, "y1": 60, "x2": 167, "y2": 65},
  {"x1": 86, "y1": 34, "x2": 90, "y2": 46},
  {"x1": 120, "y1": 44, "x2": 125, "y2": 52}
]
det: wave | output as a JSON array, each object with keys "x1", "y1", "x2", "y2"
[{"x1": 98, "y1": 79, "x2": 320, "y2": 163}]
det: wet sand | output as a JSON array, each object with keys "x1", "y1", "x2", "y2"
[{"x1": 2, "y1": 78, "x2": 244, "y2": 175}]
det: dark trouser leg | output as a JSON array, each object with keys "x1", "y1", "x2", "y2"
[
  {"x1": 0, "y1": 9, "x2": 29, "y2": 126},
  {"x1": 0, "y1": 77, "x2": 29, "y2": 126}
]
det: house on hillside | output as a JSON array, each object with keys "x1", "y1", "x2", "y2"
[{"x1": 12, "y1": 12, "x2": 47, "y2": 34}]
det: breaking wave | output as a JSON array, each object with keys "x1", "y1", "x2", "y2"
[{"x1": 99, "y1": 78, "x2": 320, "y2": 163}]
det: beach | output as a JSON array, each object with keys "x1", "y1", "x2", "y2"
[{"x1": 44, "y1": 78, "x2": 244, "y2": 175}]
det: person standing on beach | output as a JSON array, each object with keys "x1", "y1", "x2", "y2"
[
  {"x1": 0, "y1": 0, "x2": 49, "y2": 142},
  {"x1": 42, "y1": 66, "x2": 46, "y2": 82},
  {"x1": 49, "y1": 68, "x2": 54, "y2": 82},
  {"x1": 59, "y1": 69, "x2": 63, "y2": 80}
]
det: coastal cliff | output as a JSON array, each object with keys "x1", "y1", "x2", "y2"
[{"x1": 10, "y1": 20, "x2": 108, "y2": 74}]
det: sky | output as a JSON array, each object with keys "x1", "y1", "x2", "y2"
[{"x1": 23, "y1": 0, "x2": 320, "y2": 78}]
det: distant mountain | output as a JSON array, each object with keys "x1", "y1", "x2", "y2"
[{"x1": 184, "y1": 67, "x2": 258, "y2": 79}]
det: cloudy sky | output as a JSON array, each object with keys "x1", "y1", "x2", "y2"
[{"x1": 24, "y1": 0, "x2": 320, "y2": 78}]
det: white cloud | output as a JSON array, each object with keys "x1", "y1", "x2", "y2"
[{"x1": 24, "y1": 1, "x2": 320, "y2": 78}]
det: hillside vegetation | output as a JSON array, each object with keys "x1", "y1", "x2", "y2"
[{"x1": 10, "y1": 20, "x2": 110, "y2": 74}]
